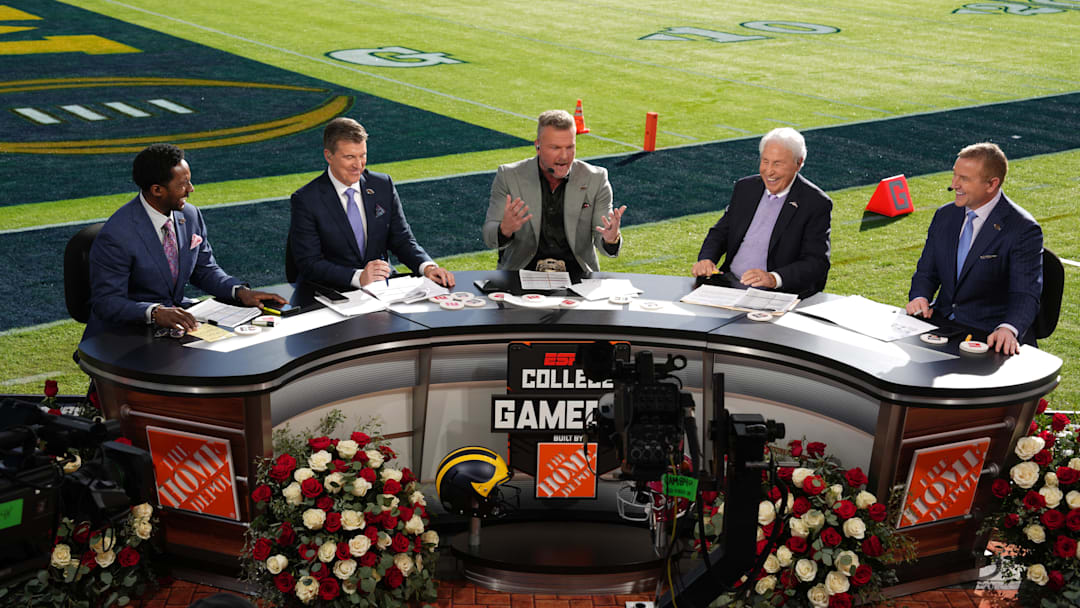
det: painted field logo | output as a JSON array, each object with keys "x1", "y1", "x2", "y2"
[
  {"x1": 328, "y1": 46, "x2": 463, "y2": 67},
  {"x1": 146, "y1": 426, "x2": 241, "y2": 520},
  {"x1": 898, "y1": 438, "x2": 990, "y2": 528}
]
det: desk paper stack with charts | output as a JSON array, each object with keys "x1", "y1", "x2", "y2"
[
  {"x1": 185, "y1": 298, "x2": 261, "y2": 328},
  {"x1": 680, "y1": 285, "x2": 799, "y2": 313},
  {"x1": 796, "y1": 295, "x2": 937, "y2": 342}
]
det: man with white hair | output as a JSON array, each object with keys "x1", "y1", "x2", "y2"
[{"x1": 691, "y1": 128, "x2": 832, "y2": 298}]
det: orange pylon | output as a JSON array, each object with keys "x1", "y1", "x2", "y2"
[{"x1": 574, "y1": 99, "x2": 590, "y2": 134}]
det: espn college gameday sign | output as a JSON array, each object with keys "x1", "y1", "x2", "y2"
[
  {"x1": 898, "y1": 438, "x2": 990, "y2": 528},
  {"x1": 146, "y1": 426, "x2": 241, "y2": 520}
]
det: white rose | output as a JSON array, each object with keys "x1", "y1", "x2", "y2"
[
  {"x1": 1015, "y1": 436, "x2": 1045, "y2": 461},
  {"x1": 1070, "y1": 457, "x2": 1080, "y2": 471},
  {"x1": 826, "y1": 484, "x2": 844, "y2": 505},
  {"x1": 757, "y1": 526, "x2": 765, "y2": 542},
  {"x1": 341, "y1": 510, "x2": 365, "y2": 531},
  {"x1": 791, "y1": 467, "x2": 814, "y2": 487},
  {"x1": 755, "y1": 575, "x2": 777, "y2": 595},
  {"x1": 308, "y1": 450, "x2": 332, "y2": 472},
  {"x1": 295, "y1": 576, "x2": 319, "y2": 603},
  {"x1": 51, "y1": 544, "x2": 72, "y2": 568},
  {"x1": 803, "y1": 509, "x2": 825, "y2": 532},
  {"x1": 348, "y1": 535, "x2": 371, "y2": 557},
  {"x1": 1067, "y1": 490, "x2": 1080, "y2": 509},
  {"x1": 825, "y1": 570, "x2": 850, "y2": 595},
  {"x1": 283, "y1": 482, "x2": 303, "y2": 505},
  {"x1": 775, "y1": 493, "x2": 794, "y2": 515},
  {"x1": 855, "y1": 491, "x2": 877, "y2": 510},
  {"x1": 1010, "y1": 461, "x2": 1040, "y2": 489},
  {"x1": 394, "y1": 553, "x2": 414, "y2": 576},
  {"x1": 776, "y1": 545, "x2": 793, "y2": 567},
  {"x1": 351, "y1": 477, "x2": 372, "y2": 497},
  {"x1": 410, "y1": 491, "x2": 427, "y2": 506},
  {"x1": 381, "y1": 468, "x2": 403, "y2": 482},
  {"x1": 835, "y1": 550, "x2": 860, "y2": 576},
  {"x1": 807, "y1": 584, "x2": 830, "y2": 608},
  {"x1": 90, "y1": 532, "x2": 115, "y2": 554},
  {"x1": 421, "y1": 530, "x2": 440, "y2": 547},
  {"x1": 266, "y1": 554, "x2": 288, "y2": 574},
  {"x1": 62, "y1": 453, "x2": 81, "y2": 474},
  {"x1": 404, "y1": 514, "x2": 425, "y2": 535},
  {"x1": 382, "y1": 494, "x2": 400, "y2": 510},
  {"x1": 95, "y1": 550, "x2": 115, "y2": 568},
  {"x1": 336, "y1": 440, "x2": 359, "y2": 459},
  {"x1": 758, "y1": 500, "x2": 776, "y2": 525},
  {"x1": 324, "y1": 472, "x2": 345, "y2": 494},
  {"x1": 842, "y1": 517, "x2": 866, "y2": 539},
  {"x1": 293, "y1": 467, "x2": 315, "y2": 482},
  {"x1": 334, "y1": 559, "x2": 357, "y2": 579},
  {"x1": 1044, "y1": 472, "x2": 1059, "y2": 488},
  {"x1": 1024, "y1": 524, "x2": 1046, "y2": 544},
  {"x1": 342, "y1": 579, "x2": 357, "y2": 595},
  {"x1": 789, "y1": 517, "x2": 810, "y2": 538},
  {"x1": 1040, "y1": 486, "x2": 1063, "y2": 509},
  {"x1": 763, "y1": 554, "x2": 780, "y2": 574},
  {"x1": 302, "y1": 508, "x2": 326, "y2": 530},
  {"x1": 318, "y1": 541, "x2": 336, "y2": 562},
  {"x1": 795, "y1": 558, "x2": 818, "y2": 582},
  {"x1": 134, "y1": 520, "x2": 153, "y2": 540},
  {"x1": 131, "y1": 503, "x2": 154, "y2": 522},
  {"x1": 1027, "y1": 564, "x2": 1049, "y2": 586},
  {"x1": 365, "y1": 449, "x2": 384, "y2": 468},
  {"x1": 377, "y1": 532, "x2": 392, "y2": 550}
]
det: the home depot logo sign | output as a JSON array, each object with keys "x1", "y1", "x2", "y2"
[
  {"x1": 898, "y1": 438, "x2": 990, "y2": 528},
  {"x1": 146, "y1": 426, "x2": 241, "y2": 520}
]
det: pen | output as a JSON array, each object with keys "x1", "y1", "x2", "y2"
[{"x1": 965, "y1": 334, "x2": 972, "y2": 342}]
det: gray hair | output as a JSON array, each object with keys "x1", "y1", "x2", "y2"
[
  {"x1": 537, "y1": 110, "x2": 574, "y2": 138},
  {"x1": 759, "y1": 127, "x2": 807, "y2": 164}
]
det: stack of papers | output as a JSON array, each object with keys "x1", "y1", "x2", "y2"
[
  {"x1": 797, "y1": 295, "x2": 937, "y2": 342},
  {"x1": 680, "y1": 286, "x2": 798, "y2": 313},
  {"x1": 185, "y1": 298, "x2": 261, "y2": 328},
  {"x1": 569, "y1": 279, "x2": 643, "y2": 301},
  {"x1": 519, "y1": 270, "x2": 572, "y2": 290},
  {"x1": 364, "y1": 276, "x2": 449, "y2": 304},
  {"x1": 315, "y1": 289, "x2": 388, "y2": 317}
]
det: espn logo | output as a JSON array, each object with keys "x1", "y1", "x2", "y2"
[{"x1": 543, "y1": 352, "x2": 576, "y2": 366}]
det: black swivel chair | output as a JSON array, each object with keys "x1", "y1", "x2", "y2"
[
  {"x1": 1032, "y1": 248, "x2": 1065, "y2": 340},
  {"x1": 63, "y1": 223, "x2": 104, "y2": 324}
]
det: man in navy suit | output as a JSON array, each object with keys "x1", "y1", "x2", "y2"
[
  {"x1": 86, "y1": 144, "x2": 284, "y2": 336},
  {"x1": 691, "y1": 128, "x2": 832, "y2": 298},
  {"x1": 289, "y1": 118, "x2": 454, "y2": 289},
  {"x1": 907, "y1": 143, "x2": 1042, "y2": 355}
]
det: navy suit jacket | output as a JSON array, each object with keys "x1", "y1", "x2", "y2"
[
  {"x1": 909, "y1": 194, "x2": 1042, "y2": 340},
  {"x1": 85, "y1": 195, "x2": 242, "y2": 337},
  {"x1": 698, "y1": 174, "x2": 832, "y2": 298},
  {"x1": 289, "y1": 170, "x2": 431, "y2": 289}
]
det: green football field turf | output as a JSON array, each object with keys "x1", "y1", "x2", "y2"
[{"x1": 3, "y1": 0, "x2": 1078, "y2": 407}]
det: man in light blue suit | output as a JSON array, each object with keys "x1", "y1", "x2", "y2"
[
  {"x1": 907, "y1": 143, "x2": 1042, "y2": 355},
  {"x1": 86, "y1": 144, "x2": 284, "y2": 337}
]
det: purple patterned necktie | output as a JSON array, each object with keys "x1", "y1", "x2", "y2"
[
  {"x1": 163, "y1": 218, "x2": 179, "y2": 284},
  {"x1": 345, "y1": 187, "x2": 366, "y2": 258}
]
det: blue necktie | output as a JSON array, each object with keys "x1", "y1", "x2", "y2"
[
  {"x1": 345, "y1": 187, "x2": 366, "y2": 259},
  {"x1": 955, "y1": 210, "x2": 977, "y2": 279}
]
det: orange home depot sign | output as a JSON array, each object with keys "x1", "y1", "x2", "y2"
[
  {"x1": 536, "y1": 442, "x2": 598, "y2": 499},
  {"x1": 898, "y1": 438, "x2": 990, "y2": 528},
  {"x1": 146, "y1": 426, "x2": 241, "y2": 520}
]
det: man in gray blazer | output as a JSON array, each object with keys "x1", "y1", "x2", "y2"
[{"x1": 483, "y1": 110, "x2": 626, "y2": 273}]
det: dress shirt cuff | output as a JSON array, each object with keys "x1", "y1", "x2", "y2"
[
  {"x1": 770, "y1": 272, "x2": 783, "y2": 289},
  {"x1": 419, "y1": 261, "x2": 437, "y2": 276},
  {"x1": 231, "y1": 284, "x2": 250, "y2": 300},
  {"x1": 146, "y1": 304, "x2": 159, "y2": 325},
  {"x1": 351, "y1": 270, "x2": 364, "y2": 289},
  {"x1": 602, "y1": 235, "x2": 621, "y2": 254},
  {"x1": 996, "y1": 323, "x2": 1019, "y2": 338}
]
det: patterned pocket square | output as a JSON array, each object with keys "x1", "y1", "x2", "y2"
[
  {"x1": 979, "y1": 254, "x2": 998, "y2": 260},
  {"x1": 189, "y1": 234, "x2": 203, "y2": 249},
  {"x1": 375, "y1": 204, "x2": 386, "y2": 218}
]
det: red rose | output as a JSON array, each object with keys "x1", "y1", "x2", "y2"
[
  {"x1": 1053, "y1": 535, "x2": 1077, "y2": 558},
  {"x1": 359, "y1": 552, "x2": 378, "y2": 567},
  {"x1": 991, "y1": 479, "x2": 1011, "y2": 498},
  {"x1": 80, "y1": 550, "x2": 97, "y2": 569},
  {"x1": 252, "y1": 537, "x2": 273, "y2": 561},
  {"x1": 833, "y1": 500, "x2": 856, "y2": 520},
  {"x1": 274, "y1": 572, "x2": 295, "y2": 593},
  {"x1": 851, "y1": 563, "x2": 872, "y2": 586},
  {"x1": 308, "y1": 436, "x2": 332, "y2": 451},
  {"x1": 88, "y1": 391, "x2": 100, "y2": 409},
  {"x1": 383, "y1": 566, "x2": 404, "y2": 589},
  {"x1": 48, "y1": 408, "x2": 61, "y2": 416},
  {"x1": 359, "y1": 467, "x2": 377, "y2": 483},
  {"x1": 767, "y1": 486, "x2": 781, "y2": 502},
  {"x1": 72, "y1": 522, "x2": 91, "y2": 544},
  {"x1": 268, "y1": 463, "x2": 291, "y2": 483},
  {"x1": 354, "y1": 450, "x2": 369, "y2": 463},
  {"x1": 402, "y1": 468, "x2": 416, "y2": 484},
  {"x1": 780, "y1": 570, "x2": 797, "y2": 589},
  {"x1": 1042, "y1": 509, "x2": 1065, "y2": 530},
  {"x1": 1048, "y1": 570, "x2": 1065, "y2": 591},
  {"x1": 792, "y1": 496, "x2": 811, "y2": 516},
  {"x1": 384, "y1": 479, "x2": 402, "y2": 495},
  {"x1": 756, "y1": 539, "x2": 768, "y2": 555},
  {"x1": 701, "y1": 490, "x2": 718, "y2": 504},
  {"x1": 1052, "y1": 413, "x2": 1070, "y2": 432},
  {"x1": 806, "y1": 442, "x2": 827, "y2": 458},
  {"x1": 803, "y1": 475, "x2": 826, "y2": 495},
  {"x1": 862, "y1": 535, "x2": 884, "y2": 557},
  {"x1": 399, "y1": 506, "x2": 414, "y2": 522},
  {"x1": 1004, "y1": 513, "x2": 1020, "y2": 528},
  {"x1": 351, "y1": 431, "x2": 371, "y2": 447},
  {"x1": 300, "y1": 477, "x2": 323, "y2": 498},
  {"x1": 1056, "y1": 467, "x2": 1079, "y2": 485},
  {"x1": 275, "y1": 453, "x2": 297, "y2": 473},
  {"x1": 333, "y1": 459, "x2": 349, "y2": 473},
  {"x1": 868, "y1": 503, "x2": 888, "y2": 522},
  {"x1": 44, "y1": 379, "x2": 59, "y2": 397},
  {"x1": 336, "y1": 541, "x2": 351, "y2": 561},
  {"x1": 788, "y1": 440, "x2": 803, "y2": 457},
  {"x1": 278, "y1": 522, "x2": 297, "y2": 546},
  {"x1": 310, "y1": 563, "x2": 331, "y2": 580},
  {"x1": 324, "y1": 511, "x2": 342, "y2": 532},
  {"x1": 1037, "y1": 398, "x2": 1048, "y2": 414},
  {"x1": 828, "y1": 593, "x2": 852, "y2": 608},
  {"x1": 1029, "y1": 421, "x2": 1039, "y2": 435},
  {"x1": 316, "y1": 496, "x2": 334, "y2": 511},
  {"x1": 821, "y1": 527, "x2": 842, "y2": 547},
  {"x1": 297, "y1": 543, "x2": 317, "y2": 561},
  {"x1": 379, "y1": 512, "x2": 396, "y2": 530},
  {"x1": 777, "y1": 467, "x2": 793, "y2": 481},
  {"x1": 761, "y1": 522, "x2": 775, "y2": 538},
  {"x1": 364, "y1": 526, "x2": 379, "y2": 542},
  {"x1": 379, "y1": 445, "x2": 397, "y2": 460},
  {"x1": 251, "y1": 484, "x2": 272, "y2": 503},
  {"x1": 844, "y1": 467, "x2": 868, "y2": 488},
  {"x1": 787, "y1": 536, "x2": 807, "y2": 553},
  {"x1": 1024, "y1": 490, "x2": 1047, "y2": 511},
  {"x1": 319, "y1": 577, "x2": 341, "y2": 600},
  {"x1": 1040, "y1": 430, "x2": 1057, "y2": 449},
  {"x1": 118, "y1": 546, "x2": 140, "y2": 567},
  {"x1": 1066, "y1": 509, "x2": 1080, "y2": 532},
  {"x1": 1034, "y1": 450, "x2": 1053, "y2": 466}
]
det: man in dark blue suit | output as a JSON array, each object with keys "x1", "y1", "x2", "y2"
[
  {"x1": 691, "y1": 128, "x2": 832, "y2": 299},
  {"x1": 86, "y1": 144, "x2": 284, "y2": 337},
  {"x1": 289, "y1": 118, "x2": 454, "y2": 289},
  {"x1": 907, "y1": 143, "x2": 1042, "y2": 355}
]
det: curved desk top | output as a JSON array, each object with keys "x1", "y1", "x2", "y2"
[{"x1": 78, "y1": 271, "x2": 1062, "y2": 406}]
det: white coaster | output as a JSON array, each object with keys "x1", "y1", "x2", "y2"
[
  {"x1": 559, "y1": 298, "x2": 581, "y2": 308},
  {"x1": 451, "y1": 292, "x2": 474, "y2": 300},
  {"x1": 959, "y1": 340, "x2": 989, "y2": 354},
  {"x1": 234, "y1": 324, "x2": 261, "y2": 336},
  {"x1": 747, "y1": 311, "x2": 773, "y2": 322},
  {"x1": 439, "y1": 300, "x2": 465, "y2": 310},
  {"x1": 488, "y1": 292, "x2": 509, "y2": 301},
  {"x1": 608, "y1": 295, "x2": 633, "y2": 305},
  {"x1": 920, "y1": 333, "x2": 948, "y2": 345},
  {"x1": 463, "y1": 298, "x2": 486, "y2": 308},
  {"x1": 638, "y1": 300, "x2": 664, "y2": 311},
  {"x1": 428, "y1": 294, "x2": 452, "y2": 303}
]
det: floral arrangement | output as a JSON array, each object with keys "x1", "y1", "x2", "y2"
[
  {"x1": 242, "y1": 411, "x2": 439, "y2": 608},
  {"x1": 982, "y1": 399, "x2": 1080, "y2": 607},
  {"x1": 696, "y1": 438, "x2": 917, "y2": 607}
]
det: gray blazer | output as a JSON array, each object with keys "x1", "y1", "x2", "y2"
[{"x1": 483, "y1": 157, "x2": 620, "y2": 271}]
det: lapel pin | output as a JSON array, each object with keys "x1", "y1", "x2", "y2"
[
  {"x1": 582, "y1": 202, "x2": 590, "y2": 209},
  {"x1": 993, "y1": 223, "x2": 1001, "y2": 231},
  {"x1": 177, "y1": 217, "x2": 185, "y2": 225},
  {"x1": 788, "y1": 200, "x2": 798, "y2": 208},
  {"x1": 366, "y1": 188, "x2": 375, "y2": 195}
]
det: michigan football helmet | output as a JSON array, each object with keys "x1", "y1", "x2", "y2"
[{"x1": 435, "y1": 446, "x2": 517, "y2": 518}]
